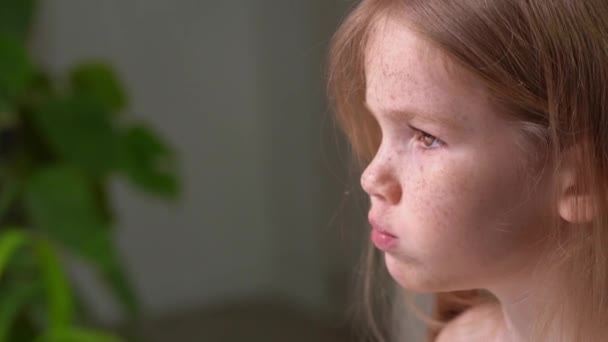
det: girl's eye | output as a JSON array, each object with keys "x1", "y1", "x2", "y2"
[{"x1": 412, "y1": 128, "x2": 442, "y2": 149}]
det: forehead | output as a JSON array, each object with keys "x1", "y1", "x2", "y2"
[{"x1": 364, "y1": 15, "x2": 490, "y2": 128}]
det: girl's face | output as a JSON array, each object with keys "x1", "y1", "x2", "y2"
[{"x1": 363, "y1": 15, "x2": 551, "y2": 293}]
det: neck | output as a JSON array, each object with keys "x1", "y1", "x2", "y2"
[
  {"x1": 492, "y1": 289, "x2": 534, "y2": 342},
  {"x1": 486, "y1": 271, "x2": 562, "y2": 342}
]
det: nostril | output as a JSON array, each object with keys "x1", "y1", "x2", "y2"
[{"x1": 386, "y1": 183, "x2": 402, "y2": 204}]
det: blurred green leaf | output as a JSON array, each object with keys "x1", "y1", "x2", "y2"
[
  {"x1": 99, "y1": 259, "x2": 139, "y2": 318},
  {"x1": 24, "y1": 71, "x2": 55, "y2": 112},
  {"x1": 70, "y1": 62, "x2": 127, "y2": 113},
  {"x1": 0, "y1": 229, "x2": 28, "y2": 278},
  {"x1": 0, "y1": 99, "x2": 12, "y2": 126},
  {"x1": 33, "y1": 239, "x2": 73, "y2": 336},
  {"x1": 0, "y1": 175, "x2": 20, "y2": 220},
  {"x1": 38, "y1": 326, "x2": 124, "y2": 342},
  {"x1": 119, "y1": 125, "x2": 179, "y2": 198},
  {"x1": 24, "y1": 166, "x2": 138, "y2": 316},
  {"x1": 0, "y1": 282, "x2": 41, "y2": 342},
  {"x1": 0, "y1": 0, "x2": 36, "y2": 41},
  {"x1": 31, "y1": 97, "x2": 119, "y2": 175},
  {"x1": 24, "y1": 166, "x2": 107, "y2": 253},
  {"x1": 0, "y1": 36, "x2": 34, "y2": 101},
  {"x1": 0, "y1": 97, "x2": 7, "y2": 111}
]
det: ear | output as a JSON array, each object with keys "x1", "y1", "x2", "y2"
[{"x1": 557, "y1": 147, "x2": 594, "y2": 224}]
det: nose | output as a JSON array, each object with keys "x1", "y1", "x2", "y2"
[{"x1": 360, "y1": 156, "x2": 402, "y2": 205}]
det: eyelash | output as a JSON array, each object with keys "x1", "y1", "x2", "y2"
[{"x1": 410, "y1": 126, "x2": 443, "y2": 150}]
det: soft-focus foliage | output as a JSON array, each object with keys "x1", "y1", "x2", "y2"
[{"x1": 0, "y1": 0, "x2": 180, "y2": 340}]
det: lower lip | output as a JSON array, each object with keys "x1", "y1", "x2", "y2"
[{"x1": 371, "y1": 229, "x2": 398, "y2": 251}]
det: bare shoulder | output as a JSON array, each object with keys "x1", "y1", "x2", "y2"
[{"x1": 434, "y1": 301, "x2": 503, "y2": 342}]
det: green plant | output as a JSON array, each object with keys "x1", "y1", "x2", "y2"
[{"x1": 0, "y1": 0, "x2": 180, "y2": 341}]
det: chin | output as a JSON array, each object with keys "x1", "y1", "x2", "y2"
[{"x1": 384, "y1": 253, "x2": 456, "y2": 293}]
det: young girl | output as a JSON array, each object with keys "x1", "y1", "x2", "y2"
[{"x1": 327, "y1": 1, "x2": 608, "y2": 341}]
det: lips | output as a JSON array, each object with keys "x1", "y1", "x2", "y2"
[{"x1": 368, "y1": 214, "x2": 399, "y2": 251}]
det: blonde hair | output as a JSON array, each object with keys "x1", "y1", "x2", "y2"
[{"x1": 327, "y1": 0, "x2": 608, "y2": 341}]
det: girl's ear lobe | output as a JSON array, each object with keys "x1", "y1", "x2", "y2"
[{"x1": 557, "y1": 149, "x2": 594, "y2": 224}]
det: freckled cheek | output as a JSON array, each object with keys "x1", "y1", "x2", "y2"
[
  {"x1": 406, "y1": 162, "x2": 526, "y2": 255},
  {"x1": 399, "y1": 163, "x2": 461, "y2": 235},
  {"x1": 399, "y1": 164, "x2": 496, "y2": 270}
]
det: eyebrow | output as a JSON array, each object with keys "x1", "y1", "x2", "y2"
[{"x1": 363, "y1": 101, "x2": 464, "y2": 131}]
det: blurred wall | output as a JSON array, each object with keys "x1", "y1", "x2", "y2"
[{"x1": 31, "y1": 0, "x2": 357, "y2": 324}]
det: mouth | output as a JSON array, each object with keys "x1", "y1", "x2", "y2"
[{"x1": 369, "y1": 216, "x2": 399, "y2": 251}]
